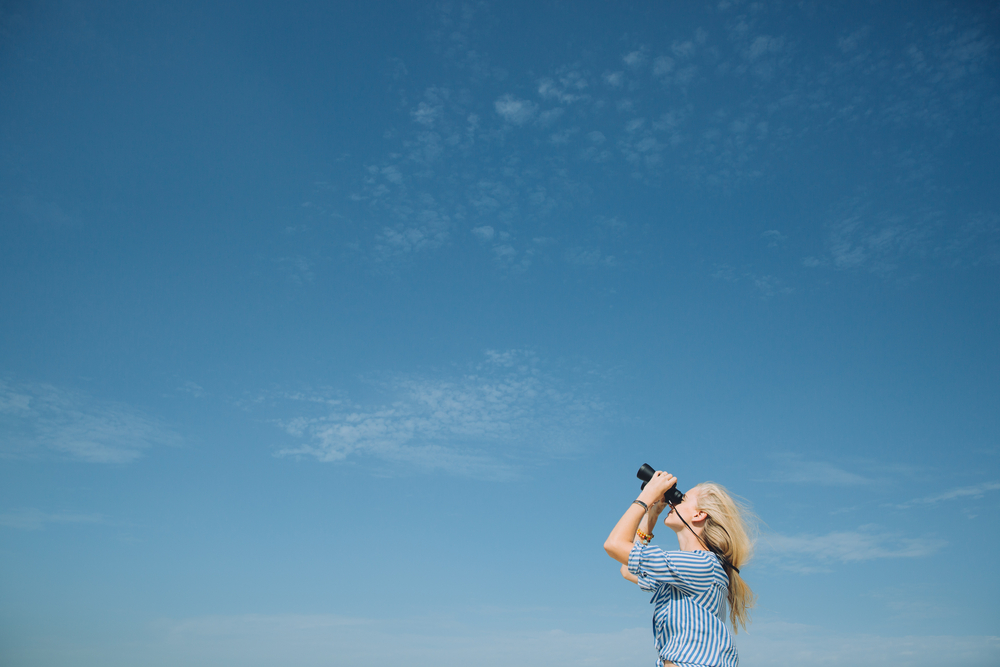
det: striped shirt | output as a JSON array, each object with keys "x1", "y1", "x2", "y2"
[{"x1": 628, "y1": 543, "x2": 738, "y2": 667}]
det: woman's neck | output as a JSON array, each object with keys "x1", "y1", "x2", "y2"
[{"x1": 674, "y1": 527, "x2": 708, "y2": 552}]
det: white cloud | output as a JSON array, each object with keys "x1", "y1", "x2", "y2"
[
  {"x1": 751, "y1": 275, "x2": 792, "y2": 298},
  {"x1": 711, "y1": 265, "x2": 793, "y2": 300},
  {"x1": 765, "y1": 454, "x2": 872, "y2": 486},
  {"x1": 739, "y1": 620, "x2": 1000, "y2": 667},
  {"x1": 274, "y1": 256, "x2": 315, "y2": 284},
  {"x1": 746, "y1": 34, "x2": 782, "y2": 60},
  {"x1": 375, "y1": 224, "x2": 448, "y2": 259},
  {"x1": 118, "y1": 613, "x2": 654, "y2": 667},
  {"x1": 760, "y1": 526, "x2": 944, "y2": 570},
  {"x1": 652, "y1": 56, "x2": 674, "y2": 77},
  {"x1": 896, "y1": 481, "x2": 1000, "y2": 508},
  {"x1": 622, "y1": 50, "x2": 646, "y2": 68},
  {"x1": 537, "y1": 72, "x2": 588, "y2": 104},
  {"x1": 624, "y1": 118, "x2": 645, "y2": 133},
  {"x1": 823, "y1": 201, "x2": 941, "y2": 274},
  {"x1": 412, "y1": 101, "x2": 441, "y2": 126},
  {"x1": 177, "y1": 381, "x2": 206, "y2": 398},
  {"x1": 762, "y1": 229, "x2": 787, "y2": 247},
  {"x1": 318, "y1": 2, "x2": 996, "y2": 277},
  {"x1": 0, "y1": 379, "x2": 182, "y2": 463},
  {"x1": 549, "y1": 128, "x2": 577, "y2": 145},
  {"x1": 30, "y1": 612, "x2": 999, "y2": 667},
  {"x1": 271, "y1": 351, "x2": 603, "y2": 476},
  {"x1": 671, "y1": 40, "x2": 696, "y2": 59},
  {"x1": 494, "y1": 95, "x2": 538, "y2": 125},
  {"x1": 565, "y1": 247, "x2": 616, "y2": 268},
  {"x1": 471, "y1": 225, "x2": 495, "y2": 241}
]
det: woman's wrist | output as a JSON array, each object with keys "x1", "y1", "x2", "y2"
[{"x1": 637, "y1": 490, "x2": 661, "y2": 507}]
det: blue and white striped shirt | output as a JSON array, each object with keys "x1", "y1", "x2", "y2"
[{"x1": 628, "y1": 544, "x2": 738, "y2": 667}]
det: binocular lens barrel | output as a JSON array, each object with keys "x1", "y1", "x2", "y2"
[{"x1": 636, "y1": 463, "x2": 685, "y2": 505}]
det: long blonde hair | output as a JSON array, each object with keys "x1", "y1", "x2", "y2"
[{"x1": 691, "y1": 482, "x2": 756, "y2": 633}]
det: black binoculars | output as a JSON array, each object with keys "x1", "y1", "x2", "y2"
[{"x1": 637, "y1": 463, "x2": 686, "y2": 505}]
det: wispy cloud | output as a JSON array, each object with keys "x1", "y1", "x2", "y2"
[
  {"x1": 73, "y1": 612, "x2": 1000, "y2": 667},
  {"x1": 177, "y1": 381, "x2": 207, "y2": 398},
  {"x1": 826, "y1": 206, "x2": 933, "y2": 273},
  {"x1": 494, "y1": 94, "x2": 538, "y2": 125},
  {"x1": 142, "y1": 613, "x2": 653, "y2": 667},
  {"x1": 895, "y1": 481, "x2": 1000, "y2": 509},
  {"x1": 0, "y1": 508, "x2": 105, "y2": 530},
  {"x1": 263, "y1": 351, "x2": 604, "y2": 477},
  {"x1": 763, "y1": 454, "x2": 872, "y2": 486},
  {"x1": 738, "y1": 620, "x2": 1000, "y2": 667},
  {"x1": 274, "y1": 256, "x2": 315, "y2": 284},
  {"x1": 537, "y1": 70, "x2": 589, "y2": 104},
  {"x1": 297, "y1": 3, "x2": 998, "y2": 285},
  {"x1": 762, "y1": 229, "x2": 786, "y2": 247},
  {"x1": 712, "y1": 264, "x2": 794, "y2": 299},
  {"x1": 760, "y1": 526, "x2": 944, "y2": 572},
  {"x1": 0, "y1": 379, "x2": 181, "y2": 463}
]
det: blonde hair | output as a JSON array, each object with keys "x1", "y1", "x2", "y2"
[{"x1": 691, "y1": 482, "x2": 757, "y2": 633}]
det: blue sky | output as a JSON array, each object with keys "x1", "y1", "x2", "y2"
[{"x1": 1, "y1": 1, "x2": 998, "y2": 665}]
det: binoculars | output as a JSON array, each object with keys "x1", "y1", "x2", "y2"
[{"x1": 637, "y1": 463, "x2": 685, "y2": 505}]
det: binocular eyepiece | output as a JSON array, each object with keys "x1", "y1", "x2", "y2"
[{"x1": 637, "y1": 463, "x2": 685, "y2": 505}]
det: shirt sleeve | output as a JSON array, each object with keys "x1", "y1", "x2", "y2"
[{"x1": 628, "y1": 543, "x2": 716, "y2": 596}]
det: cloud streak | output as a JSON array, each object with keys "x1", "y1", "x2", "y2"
[
  {"x1": 760, "y1": 526, "x2": 944, "y2": 572},
  {"x1": 36, "y1": 612, "x2": 1000, "y2": 667},
  {"x1": 738, "y1": 620, "x2": 1000, "y2": 667},
  {"x1": 764, "y1": 454, "x2": 872, "y2": 486},
  {"x1": 267, "y1": 351, "x2": 604, "y2": 477},
  {"x1": 895, "y1": 481, "x2": 1000, "y2": 509},
  {"x1": 0, "y1": 379, "x2": 181, "y2": 463}
]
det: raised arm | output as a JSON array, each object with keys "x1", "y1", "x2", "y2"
[
  {"x1": 620, "y1": 506, "x2": 662, "y2": 584},
  {"x1": 604, "y1": 471, "x2": 677, "y2": 565}
]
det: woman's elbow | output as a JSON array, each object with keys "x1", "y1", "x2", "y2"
[
  {"x1": 604, "y1": 539, "x2": 627, "y2": 563},
  {"x1": 603, "y1": 538, "x2": 617, "y2": 558}
]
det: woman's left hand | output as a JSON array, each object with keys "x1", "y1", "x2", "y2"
[{"x1": 650, "y1": 496, "x2": 669, "y2": 515}]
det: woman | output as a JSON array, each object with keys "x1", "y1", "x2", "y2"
[{"x1": 604, "y1": 470, "x2": 755, "y2": 667}]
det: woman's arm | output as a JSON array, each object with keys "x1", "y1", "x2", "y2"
[
  {"x1": 619, "y1": 507, "x2": 663, "y2": 585},
  {"x1": 604, "y1": 471, "x2": 678, "y2": 565},
  {"x1": 638, "y1": 499, "x2": 665, "y2": 539}
]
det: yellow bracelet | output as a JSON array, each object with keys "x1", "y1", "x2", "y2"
[{"x1": 636, "y1": 529, "x2": 653, "y2": 543}]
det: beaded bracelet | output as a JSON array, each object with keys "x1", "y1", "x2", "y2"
[{"x1": 636, "y1": 529, "x2": 653, "y2": 543}]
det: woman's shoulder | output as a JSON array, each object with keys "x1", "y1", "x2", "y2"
[
  {"x1": 663, "y1": 549, "x2": 715, "y2": 561},
  {"x1": 666, "y1": 550, "x2": 727, "y2": 574}
]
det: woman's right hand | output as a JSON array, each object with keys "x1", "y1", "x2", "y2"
[{"x1": 639, "y1": 470, "x2": 678, "y2": 506}]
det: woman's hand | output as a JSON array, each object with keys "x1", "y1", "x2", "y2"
[
  {"x1": 650, "y1": 495, "x2": 669, "y2": 516},
  {"x1": 638, "y1": 470, "x2": 678, "y2": 507}
]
